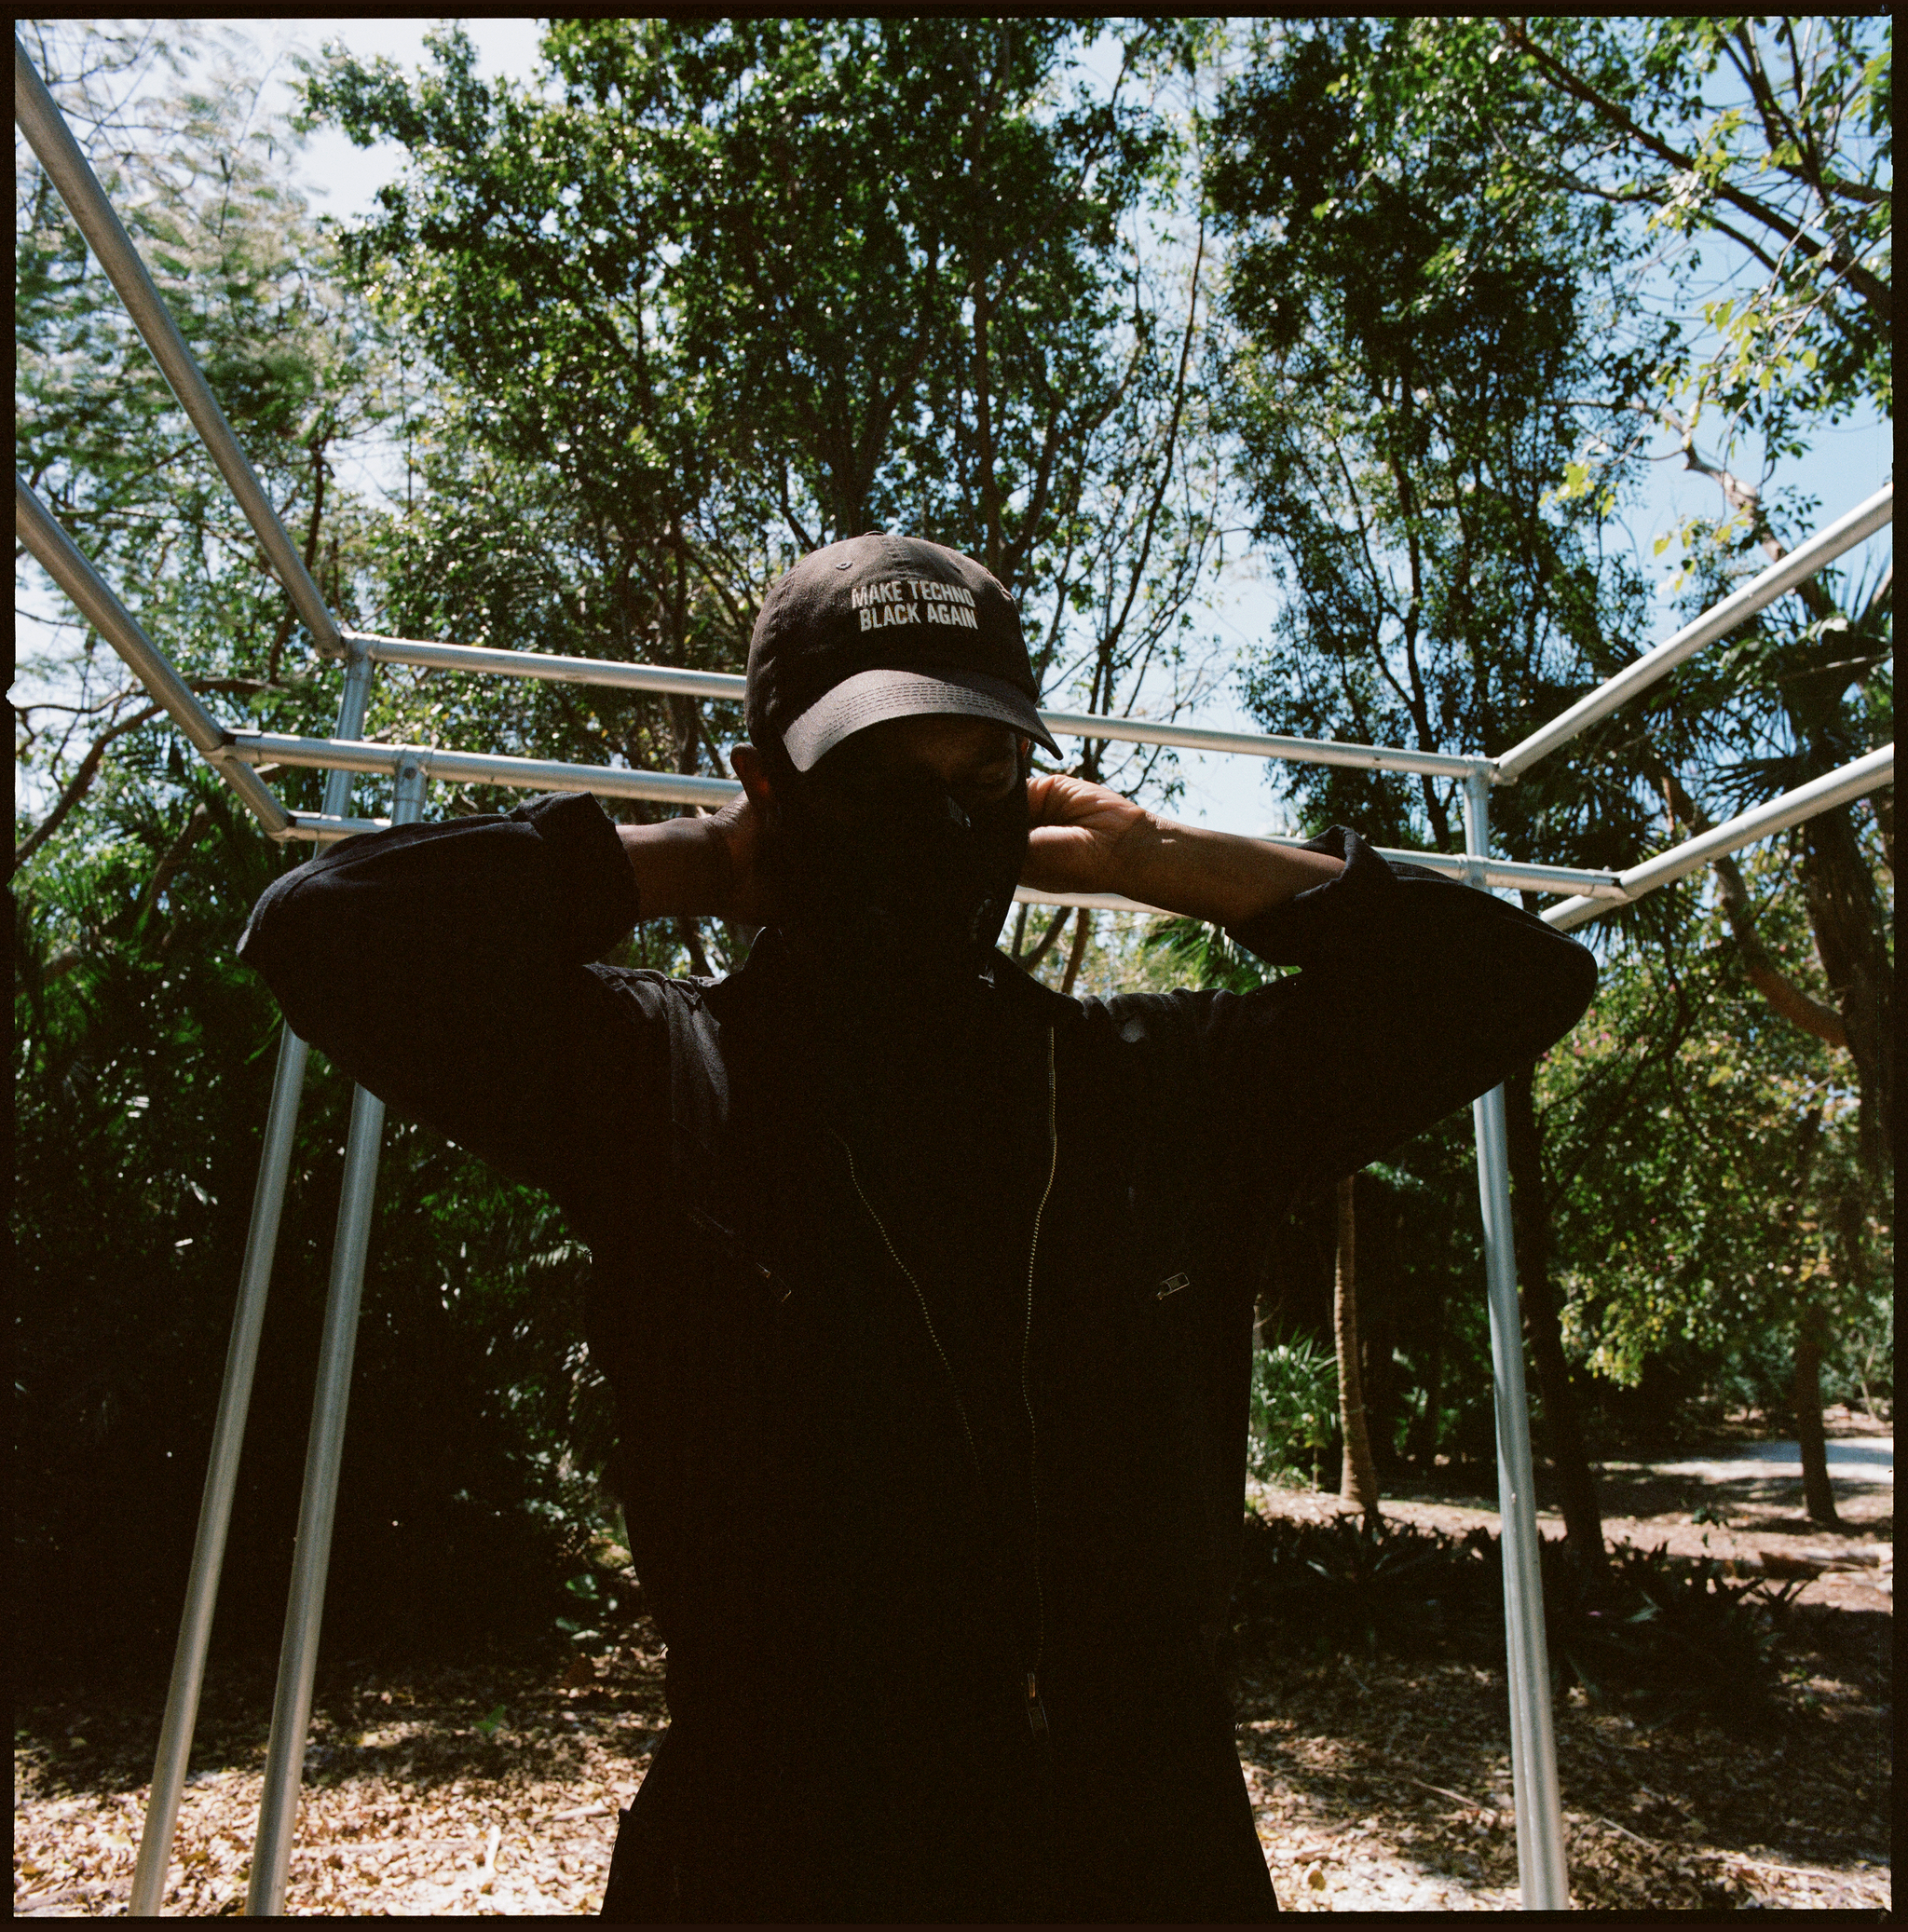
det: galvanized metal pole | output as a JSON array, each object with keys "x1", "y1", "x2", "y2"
[
  {"x1": 129, "y1": 1021, "x2": 309, "y2": 1916},
  {"x1": 244, "y1": 752, "x2": 422, "y2": 1916},
  {"x1": 1465, "y1": 769, "x2": 1571, "y2": 1910},
  {"x1": 129, "y1": 647, "x2": 375, "y2": 1916},
  {"x1": 14, "y1": 34, "x2": 347, "y2": 658},
  {"x1": 243, "y1": 753, "x2": 423, "y2": 1917}
]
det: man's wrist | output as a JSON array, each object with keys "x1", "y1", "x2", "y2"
[
  {"x1": 1106, "y1": 816, "x2": 1344, "y2": 928},
  {"x1": 619, "y1": 815, "x2": 729, "y2": 920}
]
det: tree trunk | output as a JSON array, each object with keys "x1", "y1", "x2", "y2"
[
  {"x1": 1503, "y1": 1062, "x2": 1606, "y2": 1574},
  {"x1": 1792, "y1": 1314, "x2": 1841, "y2": 1528},
  {"x1": 1333, "y1": 1174, "x2": 1381, "y2": 1525}
]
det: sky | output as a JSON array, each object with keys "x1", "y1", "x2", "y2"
[{"x1": 20, "y1": 19, "x2": 1895, "y2": 847}]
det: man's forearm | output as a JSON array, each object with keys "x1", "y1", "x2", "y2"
[
  {"x1": 619, "y1": 816, "x2": 729, "y2": 919},
  {"x1": 1108, "y1": 818, "x2": 1344, "y2": 928}
]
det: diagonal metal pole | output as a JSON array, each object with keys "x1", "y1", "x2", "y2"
[
  {"x1": 129, "y1": 649, "x2": 375, "y2": 1915},
  {"x1": 245, "y1": 752, "x2": 427, "y2": 1918},
  {"x1": 1465, "y1": 769, "x2": 1571, "y2": 1910},
  {"x1": 15, "y1": 34, "x2": 347, "y2": 659}
]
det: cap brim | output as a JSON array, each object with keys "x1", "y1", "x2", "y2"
[{"x1": 782, "y1": 668, "x2": 1062, "y2": 772}]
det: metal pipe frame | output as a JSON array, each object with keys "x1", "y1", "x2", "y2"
[
  {"x1": 21, "y1": 410, "x2": 1892, "y2": 1932},
  {"x1": 15, "y1": 35, "x2": 347, "y2": 659},
  {"x1": 242, "y1": 752, "x2": 427, "y2": 1916},
  {"x1": 1543, "y1": 744, "x2": 1895, "y2": 932},
  {"x1": 16, "y1": 47, "x2": 1892, "y2": 1913},
  {"x1": 128, "y1": 1021, "x2": 311, "y2": 1917},
  {"x1": 348, "y1": 629, "x2": 1488, "y2": 781},
  {"x1": 127, "y1": 649, "x2": 381, "y2": 1916},
  {"x1": 15, "y1": 475, "x2": 291, "y2": 837},
  {"x1": 1496, "y1": 483, "x2": 1893, "y2": 781},
  {"x1": 1465, "y1": 771, "x2": 1571, "y2": 1910},
  {"x1": 230, "y1": 732, "x2": 1625, "y2": 901}
]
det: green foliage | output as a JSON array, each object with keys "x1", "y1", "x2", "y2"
[
  {"x1": 12, "y1": 777, "x2": 624, "y2": 1687},
  {"x1": 1546, "y1": 1541, "x2": 1807, "y2": 1733},
  {"x1": 1498, "y1": 18, "x2": 1891, "y2": 446},
  {"x1": 1248, "y1": 1326, "x2": 1339, "y2": 1489},
  {"x1": 296, "y1": 18, "x2": 1226, "y2": 809},
  {"x1": 1207, "y1": 18, "x2": 1665, "y2": 874},
  {"x1": 1539, "y1": 838, "x2": 1891, "y2": 1416}
]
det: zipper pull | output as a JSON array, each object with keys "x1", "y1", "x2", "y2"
[{"x1": 1025, "y1": 1670, "x2": 1049, "y2": 1740}]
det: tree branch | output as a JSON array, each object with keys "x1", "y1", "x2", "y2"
[
  {"x1": 1651, "y1": 755, "x2": 1848, "y2": 1049},
  {"x1": 11, "y1": 701, "x2": 161, "y2": 877},
  {"x1": 1501, "y1": 20, "x2": 1891, "y2": 324}
]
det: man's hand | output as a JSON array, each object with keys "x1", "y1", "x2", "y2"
[
  {"x1": 1022, "y1": 769, "x2": 1152, "y2": 896},
  {"x1": 1020, "y1": 769, "x2": 1344, "y2": 927}
]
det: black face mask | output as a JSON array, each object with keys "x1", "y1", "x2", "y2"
[{"x1": 769, "y1": 755, "x2": 1030, "y2": 996}]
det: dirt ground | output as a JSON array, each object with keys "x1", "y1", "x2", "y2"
[{"x1": 14, "y1": 1415, "x2": 1891, "y2": 1916}]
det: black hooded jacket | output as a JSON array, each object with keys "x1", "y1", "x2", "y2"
[{"x1": 238, "y1": 789, "x2": 1596, "y2": 1923}]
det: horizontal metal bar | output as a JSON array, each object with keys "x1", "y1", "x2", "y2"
[
  {"x1": 347, "y1": 633, "x2": 748, "y2": 701},
  {"x1": 344, "y1": 633, "x2": 1487, "y2": 779},
  {"x1": 1498, "y1": 483, "x2": 1894, "y2": 782},
  {"x1": 266, "y1": 737, "x2": 1617, "y2": 898},
  {"x1": 229, "y1": 732, "x2": 740, "y2": 809},
  {"x1": 1013, "y1": 885, "x2": 1172, "y2": 915},
  {"x1": 1543, "y1": 744, "x2": 1895, "y2": 932},
  {"x1": 15, "y1": 36, "x2": 347, "y2": 660},
  {"x1": 280, "y1": 814, "x2": 390, "y2": 844},
  {"x1": 1038, "y1": 709, "x2": 1486, "y2": 779},
  {"x1": 15, "y1": 473, "x2": 291, "y2": 836}
]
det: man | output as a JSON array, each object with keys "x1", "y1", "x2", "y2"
[{"x1": 240, "y1": 531, "x2": 1596, "y2": 1922}]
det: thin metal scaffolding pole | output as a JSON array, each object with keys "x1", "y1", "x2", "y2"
[
  {"x1": 128, "y1": 1021, "x2": 309, "y2": 1915},
  {"x1": 1543, "y1": 744, "x2": 1895, "y2": 932},
  {"x1": 14, "y1": 475, "x2": 291, "y2": 836},
  {"x1": 127, "y1": 653, "x2": 375, "y2": 1917},
  {"x1": 344, "y1": 628, "x2": 1487, "y2": 781},
  {"x1": 1465, "y1": 770, "x2": 1570, "y2": 1911},
  {"x1": 14, "y1": 34, "x2": 348, "y2": 658},
  {"x1": 1496, "y1": 483, "x2": 1893, "y2": 781},
  {"x1": 245, "y1": 751, "x2": 428, "y2": 1918}
]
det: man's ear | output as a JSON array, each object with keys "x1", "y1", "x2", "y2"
[{"x1": 731, "y1": 742, "x2": 776, "y2": 813}]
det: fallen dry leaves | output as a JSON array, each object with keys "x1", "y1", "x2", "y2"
[{"x1": 14, "y1": 1470, "x2": 1892, "y2": 1916}]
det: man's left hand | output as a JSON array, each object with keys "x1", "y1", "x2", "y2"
[
  {"x1": 1022, "y1": 770, "x2": 1152, "y2": 896},
  {"x1": 1019, "y1": 769, "x2": 1345, "y2": 926}
]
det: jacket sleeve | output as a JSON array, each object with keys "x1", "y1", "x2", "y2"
[
  {"x1": 1170, "y1": 826, "x2": 1597, "y2": 1210},
  {"x1": 235, "y1": 791, "x2": 664, "y2": 1213}
]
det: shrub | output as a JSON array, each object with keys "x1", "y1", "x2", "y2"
[
  {"x1": 1249, "y1": 1327, "x2": 1340, "y2": 1487},
  {"x1": 1232, "y1": 1509, "x2": 1804, "y2": 1729}
]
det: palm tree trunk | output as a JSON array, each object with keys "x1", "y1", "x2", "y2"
[{"x1": 1334, "y1": 1174, "x2": 1381, "y2": 1525}]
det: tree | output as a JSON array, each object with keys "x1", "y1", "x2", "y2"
[
  {"x1": 1539, "y1": 837, "x2": 1889, "y2": 1524},
  {"x1": 1332, "y1": 1175, "x2": 1381, "y2": 1525},
  {"x1": 12, "y1": 21, "x2": 622, "y2": 1690},
  {"x1": 1496, "y1": 17, "x2": 1890, "y2": 448},
  {"x1": 1483, "y1": 17, "x2": 1893, "y2": 1187},
  {"x1": 1206, "y1": 17, "x2": 1683, "y2": 1571},
  {"x1": 297, "y1": 18, "x2": 1230, "y2": 977},
  {"x1": 15, "y1": 18, "x2": 399, "y2": 862}
]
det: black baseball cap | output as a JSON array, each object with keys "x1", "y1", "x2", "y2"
[{"x1": 745, "y1": 532, "x2": 1061, "y2": 772}]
